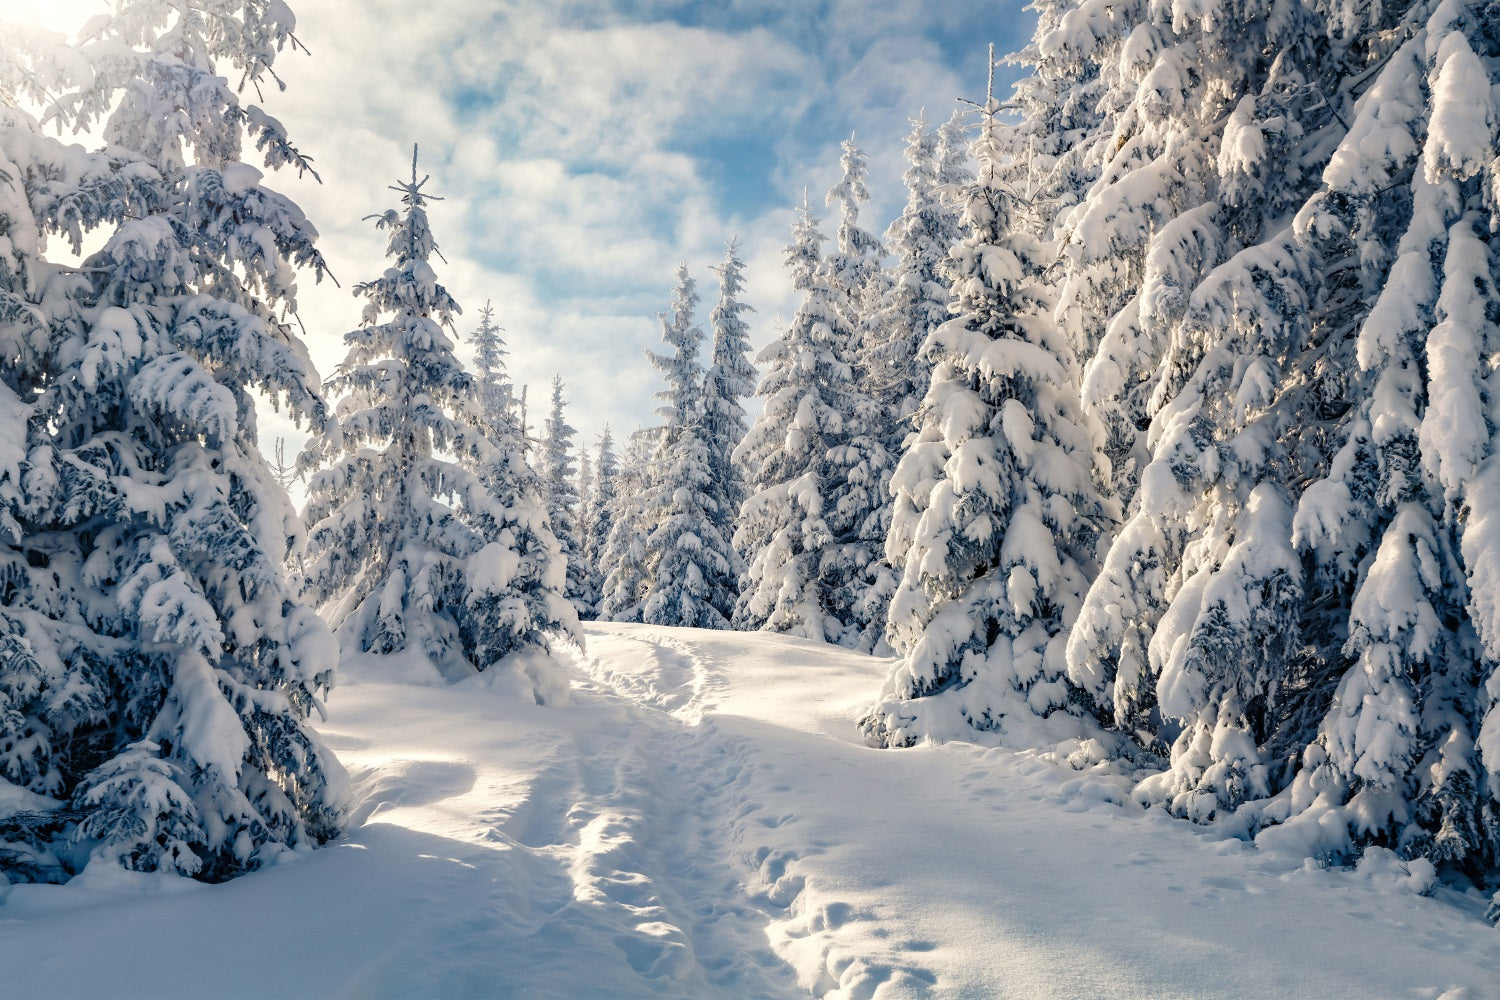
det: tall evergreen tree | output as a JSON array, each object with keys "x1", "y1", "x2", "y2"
[
  {"x1": 862, "y1": 67, "x2": 1112, "y2": 748},
  {"x1": 860, "y1": 113, "x2": 971, "y2": 650},
  {"x1": 1008, "y1": 0, "x2": 1500, "y2": 876},
  {"x1": 597, "y1": 428, "x2": 658, "y2": 622},
  {"x1": 540, "y1": 376, "x2": 592, "y2": 617},
  {"x1": 1, "y1": 41, "x2": 141, "y2": 885},
  {"x1": 583, "y1": 426, "x2": 618, "y2": 581},
  {"x1": 640, "y1": 265, "x2": 737, "y2": 629},
  {"x1": 702, "y1": 242, "x2": 756, "y2": 590},
  {"x1": 1258, "y1": 0, "x2": 1500, "y2": 868},
  {"x1": 1063, "y1": 4, "x2": 1331, "y2": 819},
  {"x1": 468, "y1": 300, "x2": 513, "y2": 429},
  {"x1": 0, "y1": 0, "x2": 345, "y2": 883},
  {"x1": 822, "y1": 138, "x2": 899, "y2": 649},
  {"x1": 301, "y1": 148, "x2": 575, "y2": 691},
  {"x1": 734, "y1": 200, "x2": 848, "y2": 641},
  {"x1": 1008, "y1": 0, "x2": 1318, "y2": 814},
  {"x1": 874, "y1": 115, "x2": 958, "y2": 430},
  {"x1": 573, "y1": 442, "x2": 600, "y2": 619}
]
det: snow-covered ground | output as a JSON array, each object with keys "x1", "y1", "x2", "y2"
[{"x1": 2, "y1": 624, "x2": 1497, "y2": 999}]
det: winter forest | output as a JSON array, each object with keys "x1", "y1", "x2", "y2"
[{"x1": 3, "y1": 0, "x2": 1500, "y2": 996}]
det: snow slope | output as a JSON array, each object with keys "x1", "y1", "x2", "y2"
[{"x1": 2, "y1": 623, "x2": 1497, "y2": 998}]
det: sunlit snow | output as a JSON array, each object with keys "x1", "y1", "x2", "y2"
[{"x1": 3, "y1": 626, "x2": 1495, "y2": 999}]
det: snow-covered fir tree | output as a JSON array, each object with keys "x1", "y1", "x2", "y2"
[
  {"x1": 936, "y1": 108, "x2": 975, "y2": 195},
  {"x1": 1058, "y1": 3, "x2": 1330, "y2": 819},
  {"x1": 874, "y1": 115, "x2": 960, "y2": 430},
  {"x1": 1254, "y1": 0, "x2": 1500, "y2": 870},
  {"x1": 0, "y1": 0, "x2": 346, "y2": 883},
  {"x1": 0, "y1": 45, "x2": 123, "y2": 884},
  {"x1": 821, "y1": 137, "x2": 900, "y2": 650},
  {"x1": 640, "y1": 264, "x2": 737, "y2": 629},
  {"x1": 738, "y1": 132, "x2": 922, "y2": 650},
  {"x1": 1002, "y1": 0, "x2": 1500, "y2": 876},
  {"x1": 859, "y1": 113, "x2": 972, "y2": 649},
  {"x1": 597, "y1": 428, "x2": 658, "y2": 622},
  {"x1": 301, "y1": 148, "x2": 575, "y2": 694},
  {"x1": 573, "y1": 441, "x2": 601, "y2": 619},
  {"x1": 468, "y1": 300, "x2": 513, "y2": 429},
  {"x1": 582, "y1": 426, "x2": 618, "y2": 583},
  {"x1": 862, "y1": 66, "x2": 1113, "y2": 748},
  {"x1": 734, "y1": 200, "x2": 847, "y2": 641},
  {"x1": 540, "y1": 376, "x2": 593, "y2": 617},
  {"x1": 701, "y1": 242, "x2": 756, "y2": 590}
]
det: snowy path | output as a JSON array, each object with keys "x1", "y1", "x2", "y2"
[
  {"x1": 588, "y1": 627, "x2": 1500, "y2": 999},
  {"x1": 4, "y1": 623, "x2": 1500, "y2": 998},
  {"x1": 485, "y1": 636, "x2": 798, "y2": 996}
]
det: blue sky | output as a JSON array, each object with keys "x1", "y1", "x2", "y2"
[{"x1": 18, "y1": 0, "x2": 1038, "y2": 458}]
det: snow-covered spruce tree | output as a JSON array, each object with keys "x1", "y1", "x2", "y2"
[
  {"x1": 0, "y1": 1, "x2": 346, "y2": 882},
  {"x1": 597, "y1": 427, "x2": 658, "y2": 622},
  {"x1": 821, "y1": 138, "x2": 900, "y2": 650},
  {"x1": 465, "y1": 302, "x2": 569, "y2": 633},
  {"x1": 466, "y1": 338, "x2": 580, "y2": 676},
  {"x1": 0, "y1": 50, "x2": 131, "y2": 882},
  {"x1": 572, "y1": 441, "x2": 601, "y2": 619},
  {"x1": 583, "y1": 426, "x2": 617, "y2": 577},
  {"x1": 1066, "y1": 4, "x2": 1336, "y2": 819},
  {"x1": 639, "y1": 265, "x2": 737, "y2": 629},
  {"x1": 540, "y1": 376, "x2": 593, "y2": 617},
  {"x1": 468, "y1": 300, "x2": 513, "y2": 429},
  {"x1": 874, "y1": 115, "x2": 959, "y2": 431},
  {"x1": 301, "y1": 148, "x2": 575, "y2": 692},
  {"x1": 701, "y1": 242, "x2": 756, "y2": 591},
  {"x1": 861, "y1": 114, "x2": 971, "y2": 651},
  {"x1": 936, "y1": 108, "x2": 976, "y2": 195},
  {"x1": 1017, "y1": 0, "x2": 1500, "y2": 869},
  {"x1": 734, "y1": 200, "x2": 848, "y2": 641},
  {"x1": 463, "y1": 302, "x2": 571, "y2": 629},
  {"x1": 861, "y1": 70, "x2": 1112, "y2": 748},
  {"x1": 1040, "y1": 0, "x2": 1321, "y2": 792},
  {"x1": 1246, "y1": 0, "x2": 1500, "y2": 871}
]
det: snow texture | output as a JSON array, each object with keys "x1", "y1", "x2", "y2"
[{"x1": 1, "y1": 625, "x2": 1496, "y2": 999}]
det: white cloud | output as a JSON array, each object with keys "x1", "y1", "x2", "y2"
[{"x1": 487, "y1": 22, "x2": 812, "y2": 160}]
